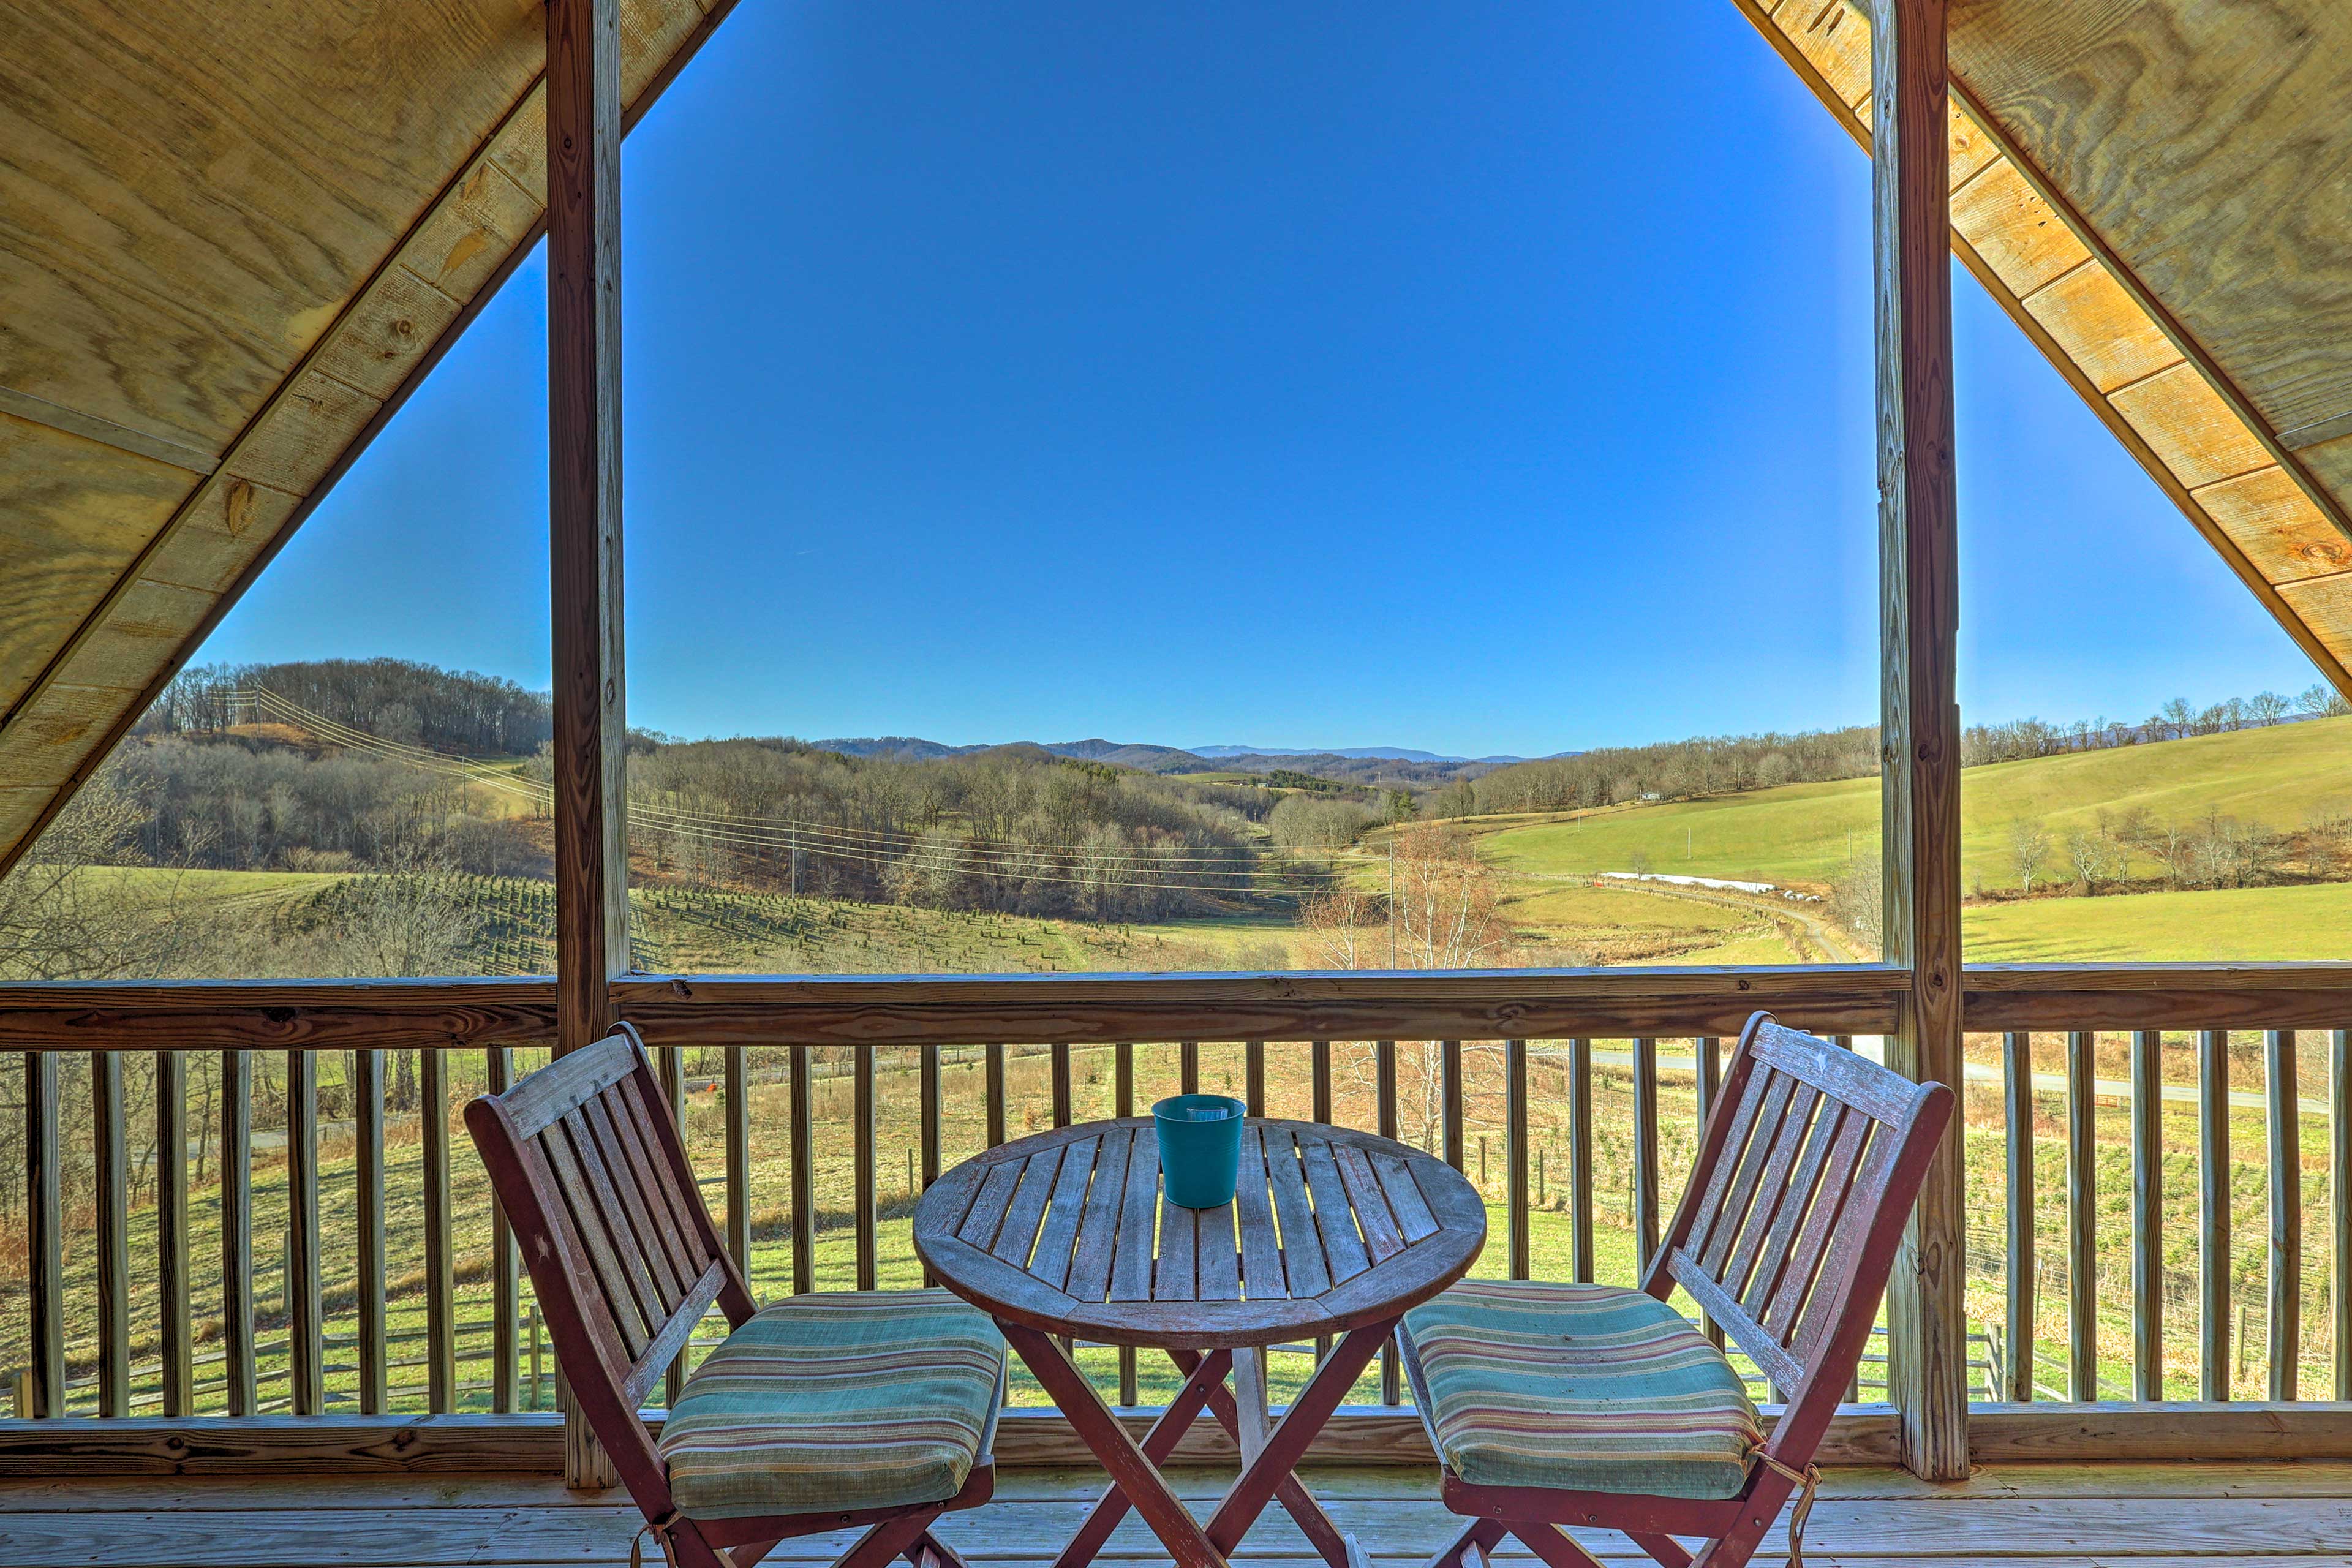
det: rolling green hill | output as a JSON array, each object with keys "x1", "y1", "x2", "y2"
[{"x1": 1474, "y1": 715, "x2": 2352, "y2": 893}]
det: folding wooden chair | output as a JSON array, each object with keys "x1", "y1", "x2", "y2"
[
  {"x1": 466, "y1": 1023, "x2": 1005, "y2": 1568},
  {"x1": 1400, "y1": 1011, "x2": 1953, "y2": 1568}
]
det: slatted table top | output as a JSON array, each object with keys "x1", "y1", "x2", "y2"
[{"x1": 913, "y1": 1117, "x2": 1485, "y2": 1349}]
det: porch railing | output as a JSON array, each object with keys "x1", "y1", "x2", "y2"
[{"x1": 3, "y1": 963, "x2": 2349, "y2": 1463}]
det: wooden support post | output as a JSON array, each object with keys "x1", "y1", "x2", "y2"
[
  {"x1": 790, "y1": 1047, "x2": 815, "y2": 1295},
  {"x1": 355, "y1": 1049, "x2": 388, "y2": 1416},
  {"x1": 2065, "y1": 1031, "x2": 2097, "y2": 1401},
  {"x1": 1872, "y1": 0, "x2": 1966, "y2": 1483},
  {"x1": 1506, "y1": 1039, "x2": 1529, "y2": 1279},
  {"x1": 854, "y1": 1043, "x2": 877, "y2": 1291},
  {"x1": 23, "y1": 1052, "x2": 64, "y2": 1417},
  {"x1": 986, "y1": 1042, "x2": 1007, "y2": 1147},
  {"x1": 487, "y1": 1046, "x2": 519, "y2": 1415},
  {"x1": 1311, "y1": 1040, "x2": 1332, "y2": 1125},
  {"x1": 725, "y1": 1046, "x2": 752, "y2": 1270},
  {"x1": 155, "y1": 1050, "x2": 193, "y2": 1417},
  {"x1": 285, "y1": 1050, "x2": 323, "y2": 1416},
  {"x1": 549, "y1": 0, "x2": 627, "y2": 1488},
  {"x1": 1441, "y1": 1040, "x2": 1464, "y2": 1170},
  {"x1": 420, "y1": 1049, "x2": 456, "y2": 1412},
  {"x1": 95, "y1": 1050, "x2": 130, "y2": 1416},
  {"x1": 1569, "y1": 1038, "x2": 1595, "y2": 1284},
  {"x1": 2333, "y1": 1029, "x2": 2351, "y2": 1401},
  {"x1": 2201, "y1": 1030, "x2": 2232, "y2": 1401},
  {"x1": 2268, "y1": 1030, "x2": 2302, "y2": 1401},
  {"x1": 221, "y1": 1050, "x2": 255, "y2": 1417},
  {"x1": 2001, "y1": 1031, "x2": 2034, "y2": 1401},
  {"x1": 1632, "y1": 1036, "x2": 1660, "y2": 1267},
  {"x1": 2129, "y1": 1030, "x2": 2162, "y2": 1400},
  {"x1": 1115, "y1": 1042, "x2": 1136, "y2": 1408}
]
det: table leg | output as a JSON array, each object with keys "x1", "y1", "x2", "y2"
[
  {"x1": 1052, "y1": 1344, "x2": 1232, "y2": 1568},
  {"x1": 1168, "y1": 1347, "x2": 1351, "y2": 1568},
  {"x1": 1000, "y1": 1321, "x2": 1229, "y2": 1568},
  {"x1": 1204, "y1": 1323, "x2": 1389, "y2": 1555}
]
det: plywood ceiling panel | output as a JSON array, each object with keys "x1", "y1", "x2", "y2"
[
  {"x1": 0, "y1": 0, "x2": 727, "y2": 875},
  {"x1": 1950, "y1": 1, "x2": 2352, "y2": 441}
]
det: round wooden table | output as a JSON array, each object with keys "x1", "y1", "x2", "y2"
[{"x1": 914, "y1": 1117, "x2": 1485, "y2": 1568}]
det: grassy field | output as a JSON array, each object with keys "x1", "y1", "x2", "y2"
[
  {"x1": 1473, "y1": 715, "x2": 2352, "y2": 894},
  {"x1": 1962, "y1": 880, "x2": 2352, "y2": 962}
]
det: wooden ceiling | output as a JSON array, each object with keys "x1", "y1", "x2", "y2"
[
  {"x1": 0, "y1": 0, "x2": 731, "y2": 875},
  {"x1": 2, "y1": 0, "x2": 2349, "y2": 877},
  {"x1": 1738, "y1": 0, "x2": 2352, "y2": 692}
]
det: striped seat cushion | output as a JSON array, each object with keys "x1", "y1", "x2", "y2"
[
  {"x1": 658, "y1": 1290, "x2": 1005, "y2": 1520},
  {"x1": 1404, "y1": 1280, "x2": 1763, "y2": 1501}
]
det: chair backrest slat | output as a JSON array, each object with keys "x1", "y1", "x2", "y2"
[
  {"x1": 1646, "y1": 1012, "x2": 1952, "y2": 1468},
  {"x1": 465, "y1": 1023, "x2": 757, "y2": 1518},
  {"x1": 1757, "y1": 1106, "x2": 1868, "y2": 1336},
  {"x1": 1698, "y1": 1072, "x2": 1796, "y2": 1278},
  {"x1": 580, "y1": 1092, "x2": 686, "y2": 1307}
]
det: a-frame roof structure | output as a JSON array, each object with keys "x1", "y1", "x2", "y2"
[{"x1": 3, "y1": 0, "x2": 2349, "y2": 875}]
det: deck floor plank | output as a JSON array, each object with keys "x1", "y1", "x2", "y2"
[{"x1": 0, "y1": 1463, "x2": 2342, "y2": 1565}]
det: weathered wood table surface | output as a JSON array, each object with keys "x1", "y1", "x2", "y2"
[{"x1": 913, "y1": 1117, "x2": 1485, "y2": 1568}]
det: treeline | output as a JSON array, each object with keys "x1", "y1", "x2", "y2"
[
  {"x1": 1963, "y1": 683, "x2": 2346, "y2": 766},
  {"x1": 141, "y1": 660, "x2": 554, "y2": 756},
  {"x1": 630, "y1": 739, "x2": 1280, "y2": 921},
  {"x1": 100, "y1": 737, "x2": 541, "y2": 877},
  {"x1": 1447, "y1": 682, "x2": 2350, "y2": 819},
  {"x1": 1455, "y1": 726, "x2": 1882, "y2": 817}
]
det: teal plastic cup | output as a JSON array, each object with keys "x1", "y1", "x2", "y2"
[{"x1": 1153, "y1": 1093, "x2": 1246, "y2": 1208}]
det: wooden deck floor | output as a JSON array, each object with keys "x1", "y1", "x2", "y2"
[{"x1": 2, "y1": 1461, "x2": 2347, "y2": 1566}]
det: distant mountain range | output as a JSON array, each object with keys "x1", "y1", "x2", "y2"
[{"x1": 805, "y1": 734, "x2": 1575, "y2": 789}]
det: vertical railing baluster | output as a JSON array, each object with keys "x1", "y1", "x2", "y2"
[
  {"x1": 2065, "y1": 1030, "x2": 2097, "y2": 1401},
  {"x1": 919, "y1": 1044, "x2": 940, "y2": 1287},
  {"x1": 2130, "y1": 1030, "x2": 2162, "y2": 1400},
  {"x1": 2001, "y1": 1032, "x2": 2035, "y2": 1401},
  {"x1": 986, "y1": 1043, "x2": 1007, "y2": 1147},
  {"x1": 725, "y1": 1046, "x2": 751, "y2": 1272},
  {"x1": 420, "y1": 1049, "x2": 455, "y2": 1412},
  {"x1": 1506, "y1": 1039, "x2": 1528, "y2": 1280},
  {"x1": 2268, "y1": 1030, "x2": 2302, "y2": 1402},
  {"x1": 1374, "y1": 1039, "x2": 1398, "y2": 1397},
  {"x1": 96, "y1": 1050, "x2": 130, "y2": 1416},
  {"x1": 1311, "y1": 1041, "x2": 1332, "y2": 1125},
  {"x1": 156, "y1": 1050, "x2": 193, "y2": 1417},
  {"x1": 1181, "y1": 1040, "x2": 1199, "y2": 1096},
  {"x1": 1441, "y1": 1041, "x2": 1464, "y2": 1170},
  {"x1": 1633, "y1": 1038, "x2": 1661, "y2": 1267},
  {"x1": 1836, "y1": 1032, "x2": 1860, "y2": 1402},
  {"x1": 2333, "y1": 1028, "x2": 2351, "y2": 1402},
  {"x1": 1115, "y1": 1042, "x2": 1137, "y2": 1408},
  {"x1": 1376, "y1": 1041, "x2": 1397, "y2": 1140},
  {"x1": 1570, "y1": 1038, "x2": 1595, "y2": 1284},
  {"x1": 286, "y1": 1050, "x2": 323, "y2": 1415},
  {"x1": 2199, "y1": 1030, "x2": 2231, "y2": 1401},
  {"x1": 1052, "y1": 1042, "x2": 1074, "y2": 1127},
  {"x1": 24, "y1": 1052, "x2": 64, "y2": 1417},
  {"x1": 1697, "y1": 1036, "x2": 1725, "y2": 1351},
  {"x1": 487, "y1": 1046, "x2": 518, "y2": 1414},
  {"x1": 221, "y1": 1049, "x2": 255, "y2": 1417},
  {"x1": 355, "y1": 1049, "x2": 388, "y2": 1415},
  {"x1": 1244, "y1": 1040, "x2": 1264, "y2": 1117},
  {"x1": 854, "y1": 1044, "x2": 877, "y2": 1291},
  {"x1": 790, "y1": 1047, "x2": 815, "y2": 1295}
]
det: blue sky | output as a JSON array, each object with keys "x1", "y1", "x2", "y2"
[{"x1": 205, "y1": 0, "x2": 2322, "y2": 757}]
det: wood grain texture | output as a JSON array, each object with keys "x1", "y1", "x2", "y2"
[
  {"x1": 1728, "y1": 0, "x2": 2352, "y2": 704},
  {"x1": 916, "y1": 1118, "x2": 1482, "y2": 1352},
  {"x1": 1947, "y1": 0, "x2": 2352, "y2": 438},
  {"x1": 1871, "y1": 0, "x2": 1967, "y2": 1481},
  {"x1": 0, "y1": 0, "x2": 734, "y2": 879}
]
